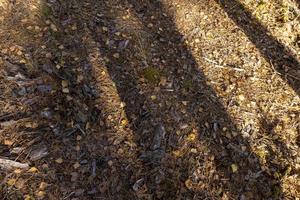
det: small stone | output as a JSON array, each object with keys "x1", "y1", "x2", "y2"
[{"x1": 107, "y1": 160, "x2": 113, "y2": 166}]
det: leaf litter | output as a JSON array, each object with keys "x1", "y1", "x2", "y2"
[{"x1": 0, "y1": 0, "x2": 299, "y2": 199}]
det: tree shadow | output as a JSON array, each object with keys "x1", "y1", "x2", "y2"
[
  {"x1": 216, "y1": 0, "x2": 300, "y2": 97},
  {"x1": 83, "y1": 0, "x2": 283, "y2": 199}
]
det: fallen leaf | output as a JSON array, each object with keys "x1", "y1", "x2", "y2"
[
  {"x1": 231, "y1": 164, "x2": 238, "y2": 173},
  {"x1": 187, "y1": 133, "x2": 196, "y2": 141},
  {"x1": 73, "y1": 162, "x2": 80, "y2": 169},
  {"x1": 121, "y1": 119, "x2": 128, "y2": 127},
  {"x1": 4, "y1": 139, "x2": 13, "y2": 146},
  {"x1": 28, "y1": 167, "x2": 38, "y2": 173},
  {"x1": 37, "y1": 191, "x2": 45, "y2": 198},
  {"x1": 14, "y1": 169, "x2": 22, "y2": 174},
  {"x1": 55, "y1": 158, "x2": 63, "y2": 164},
  {"x1": 7, "y1": 178, "x2": 17, "y2": 186},
  {"x1": 61, "y1": 80, "x2": 68, "y2": 87}
]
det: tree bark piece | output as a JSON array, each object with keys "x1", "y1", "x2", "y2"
[{"x1": 0, "y1": 158, "x2": 29, "y2": 170}]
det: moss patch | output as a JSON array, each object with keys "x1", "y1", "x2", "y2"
[{"x1": 143, "y1": 67, "x2": 161, "y2": 84}]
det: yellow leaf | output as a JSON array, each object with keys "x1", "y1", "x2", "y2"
[
  {"x1": 187, "y1": 133, "x2": 196, "y2": 141},
  {"x1": 28, "y1": 167, "x2": 38, "y2": 173},
  {"x1": 151, "y1": 95, "x2": 157, "y2": 100},
  {"x1": 172, "y1": 150, "x2": 182, "y2": 157},
  {"x1": 24, "y1": 194, "x2": 33, "y2": 200},
  {"x1": 37, "y1": 191, "x2": 45, "y2": 198},
  {"x1": 231, "y1": 164, "x2": 238, "y2": 173},
  {"x1": 121, "y1": 119, "x2": 128, "y2": 127},
  {"x1": 7, "y1": 178, "x2": 16, "y2": 186},
  {"x1": 185, "y1": 179, "x2": 192, "y2": 189}
]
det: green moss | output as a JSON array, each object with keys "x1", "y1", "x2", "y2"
[
  {"x1": 143, "y1": 67, "x2": 161, "y2": 84},
  {"x1": 182, "y1": 79, "x2": 193, "y2": 90},
  {"x1": 160, "y1": 179, "x2": 176, "y2": 192},
  {"x1": 40, "y1": 1, "x2": 53, "y2": 19},
  {"x1": 271, "y1": 184, "x2": 282, "y2": 199}
]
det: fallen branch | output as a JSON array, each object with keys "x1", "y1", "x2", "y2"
[{"x1": 0, "y1": 158, "x2": 29, "y2": 170}]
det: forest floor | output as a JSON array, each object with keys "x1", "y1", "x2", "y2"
[{"x1": 0, "y1": 0, "x2": 300, "y2": 199}]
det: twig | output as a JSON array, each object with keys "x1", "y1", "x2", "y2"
[{"x1": 203, "y1": 57, "x2": 245, "y2": 72}]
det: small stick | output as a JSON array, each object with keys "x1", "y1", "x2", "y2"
[{"x1": 203, "y1": 57, "x2": 245, "y2": 72}]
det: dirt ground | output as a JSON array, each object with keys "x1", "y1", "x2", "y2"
[{"x1": 0, "y1": 0, "x2": 299, "y2": 199}]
